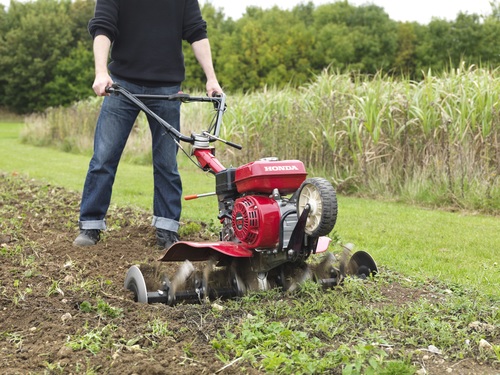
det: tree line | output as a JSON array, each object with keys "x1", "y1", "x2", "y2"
[{"x1": 1, "y1": 0, "x2": 500, "y2": 113}]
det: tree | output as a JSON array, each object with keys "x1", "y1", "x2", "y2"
[
  {"x1": 415, "y1": 19, "x2": 453, "y2": 73},
  {"x1": 44, "y1": 41, "x2": 94, "y2": 106},
  {"x1": 393, "y1": 22, "x2": 420, "y2": 78},
  {"x1": 312, "y1": 2, "x2": 398, "y2": 74},
  {"x1": 449, "y1": 13, "x2": 484, "y2": 66},
  {"x1": 218, "y1": 6, "x2": 314, "y2": 91},
  {"x1": 478, "y1": 13, "x2": 500, "y2": 67},
  {"x1": 0, "y1": 0, "x2": 94, "y2": 113}
]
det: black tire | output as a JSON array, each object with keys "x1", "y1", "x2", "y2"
[{"x1": 297, "y1": 177, "x2": 337, "y2": 237}]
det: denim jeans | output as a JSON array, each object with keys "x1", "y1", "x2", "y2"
[{"x1": 79, "y1": 76, "x2": 182, "y2": 233}]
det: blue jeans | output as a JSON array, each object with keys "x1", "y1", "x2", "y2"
[{"x1": 79, "y1": 76, "x2": 182, "y2": 233}]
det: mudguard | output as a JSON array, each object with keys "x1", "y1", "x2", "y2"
[
  {"x1": 158, "y1": 241, "x2": 253, "y2": 262},
  {"x1": 158, "y1": 236, "x2": 332, "y2": 262}
]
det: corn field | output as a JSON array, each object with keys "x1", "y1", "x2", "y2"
[{"x1": 22, "y1": 66, "x2": 500, "y2": 212}]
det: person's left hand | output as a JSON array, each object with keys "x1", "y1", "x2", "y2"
[{"x1": 206, "y1": 79, "x2": 223, "y2": 97}]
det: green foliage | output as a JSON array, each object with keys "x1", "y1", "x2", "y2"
[
  {"x1": 78, "y1": 299, "x2": 123, "y2": 319},
  {"x1": 45, "y1": 41, "x2": 95, "y2": 106},
  {"x1": 0, "y1": 0, "x2": 94, "y2": 113},
  {"x1": 217, "y1": 7, "x2": 315, "y2": 91},
  {"x1": 213, "y1": 312, "x2": 344, "y2": 373},
  {"x1": 141, "y1": 319, "x2": 174, "y2": 348},
  {"x1": 79, "y1": 300, "x2": 93, "y2": 313},
  {"x1": 66, "y1": 323, "x2": 117, "y2": 355},
  {"x1": 178, "y1": 221, "x2": 202, "y2": 237},
  {"x1": 312, "y1": 3, "x2": 398, "y2": 74},
  {"x1": 212, "y1": 271, "x2": 499, "y2": 374},
  {"x1": 46, "y1": 279, "x2": 63, "y2": 297},
  {"x1": 2, "y1": 1, "x2": 500, "y2": 112},
  {"x1": 146, "y1": 318, "x2": 173, "y2": 338}
]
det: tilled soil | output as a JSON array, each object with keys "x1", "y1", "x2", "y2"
[
  {"x1": 0, "y1": 173, "x2": 498, "y2": 375},
  {"x1": 0, "y1": 174, "x2": 253, "y2": 375}
]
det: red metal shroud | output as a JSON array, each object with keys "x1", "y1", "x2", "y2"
[
  {"x1": 158, "y1": 237, "x2": 332, "y2": 262},
  {"x1": 232, "y1": 195, "x2": 280, "y2": 248},
  {"x1": 158, "y1": 241, "x2": 253, "y2": 262},
  {"x1": 235, "y1": 160, "x2": 307, "y2": 195}
]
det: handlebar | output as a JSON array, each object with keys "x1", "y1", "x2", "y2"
[
  {"x1": 106, "y1": 85, "x2": 221, "y2": 104},
  {"x1": 104, "y1": 84, "x2": 240, "y2": 149}
]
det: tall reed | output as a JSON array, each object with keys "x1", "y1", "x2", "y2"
[{"x1": 22, "y1": 66, "x2": 500, "y2": 212}]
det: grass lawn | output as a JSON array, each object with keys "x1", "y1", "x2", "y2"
[
  {"x1": 1, "y1": 121, "x2": 499, "y2": 296},
  {"x1": 0, "y1": 122, "x2": 218, "y2": 221}
]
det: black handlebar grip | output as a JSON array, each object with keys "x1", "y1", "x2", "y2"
[
  {"x1": 226, "y1": 141, "x2": 242, "y2": 150},
  {"x1": 105, "y1": 83, "x2": 120, "y2": 94}
]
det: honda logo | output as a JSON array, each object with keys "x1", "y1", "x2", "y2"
[{"x1": 264, "y1": 165, "x2": 299, "y2": 172}]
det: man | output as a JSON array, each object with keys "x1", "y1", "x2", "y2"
[{"x1": 73, "y1": 0, "x2": 222, "y2": 249}]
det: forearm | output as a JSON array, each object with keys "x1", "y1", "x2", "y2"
[
  {"x1": 93, "y1": 34, "x2": 111, "y2": 75},
  {"x1": 191, "y1": 38, "x2": 217, "y2": 82},
  {"x1": 92, "y1": 34, "x2": 113, "y2": 96},
  {"x1": 191, "y1": 38, "x2": 223, "y2": 95}
]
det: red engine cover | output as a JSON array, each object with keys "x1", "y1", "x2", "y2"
[
  {"x1": 232, "y1": 195, "x2": 280, "y2": 248},
  {"x1": 234, "y1": 160, "x2": 307, "y2": 194}
]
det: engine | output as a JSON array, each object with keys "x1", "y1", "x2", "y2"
[
  {"x1": 217, "y1": 159, "x2": 307, "y2": 248},
  {"x1": 231, "y1": 196, "x2": 281, "y2": 248}
]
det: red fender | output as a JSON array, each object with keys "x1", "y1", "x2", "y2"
[
  {"x1": 158, "y1": 241, "x2": 253, "y2": 262},
  {"x1": 158, "y1": 236, "x2": 331, "y2": 262}
]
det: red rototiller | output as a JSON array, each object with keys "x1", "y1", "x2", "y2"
[{"x1": 106, "y1": 84, "x2": 377, "y2": 305}]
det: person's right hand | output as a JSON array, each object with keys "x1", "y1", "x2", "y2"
[{"x1": 92, "y1": 72, "x2": 114, "y2": 96}]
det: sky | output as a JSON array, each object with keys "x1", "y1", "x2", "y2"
[
  {"x1": 0, "y1": 0, "x2": 495, "y2": 25},
  {"x1": 200, "y1": 0, "x2": 495, "y2": 24}
]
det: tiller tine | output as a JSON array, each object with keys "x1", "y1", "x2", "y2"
[
  {"x1": 170, "y1": 260, "x2": 195, "y2": 295},
  {"x1": 314, "y1": 245, "x2": 378, "y2": 289},
  {"x1": 124, "y1": 261, "x2": 243, "y2": 305},
  {"x1": 346, "y1": 250, "x2": 378, "y2": 279}
]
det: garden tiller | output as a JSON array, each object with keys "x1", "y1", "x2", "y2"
[{"x1": 107, "y1": 84, "x2": 378, "y2": 305}]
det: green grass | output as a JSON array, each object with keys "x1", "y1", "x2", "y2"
[
  {"x1": 1, "y1": 121, "x2": 499, "y2": 297},
  {"x1": 0, "y1": 122, "x2": 217, "y2": 222},
  {"x1": 213, "y1": 278, "x2": 499, "y2": 374},
  {"x1": 335, "y1": 197, "x2": 499, "y2": 296}
]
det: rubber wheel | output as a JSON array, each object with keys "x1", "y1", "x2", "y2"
[
  {"x1": 297, "y1": 177, "x2": 338, "y2": 237},
  {"x1": 124, "y1": 265, "x2": 148, "y2": 303}
]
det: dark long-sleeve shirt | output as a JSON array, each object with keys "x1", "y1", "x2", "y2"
[{"x1": 88, "y1": 0, "x2": 207, "y2": 86}]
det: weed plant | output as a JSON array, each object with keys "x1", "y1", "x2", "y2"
[
  {"x1": 214, "y1": 274, "x2": 499, "y2": 374},
  {"x1": 66, "y1": 323, "x2": 118, "y2": 355}
]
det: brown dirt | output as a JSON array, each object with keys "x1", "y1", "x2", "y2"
[{"x1": 0, "y1": 173, "x2": 498, "y2": 375}]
